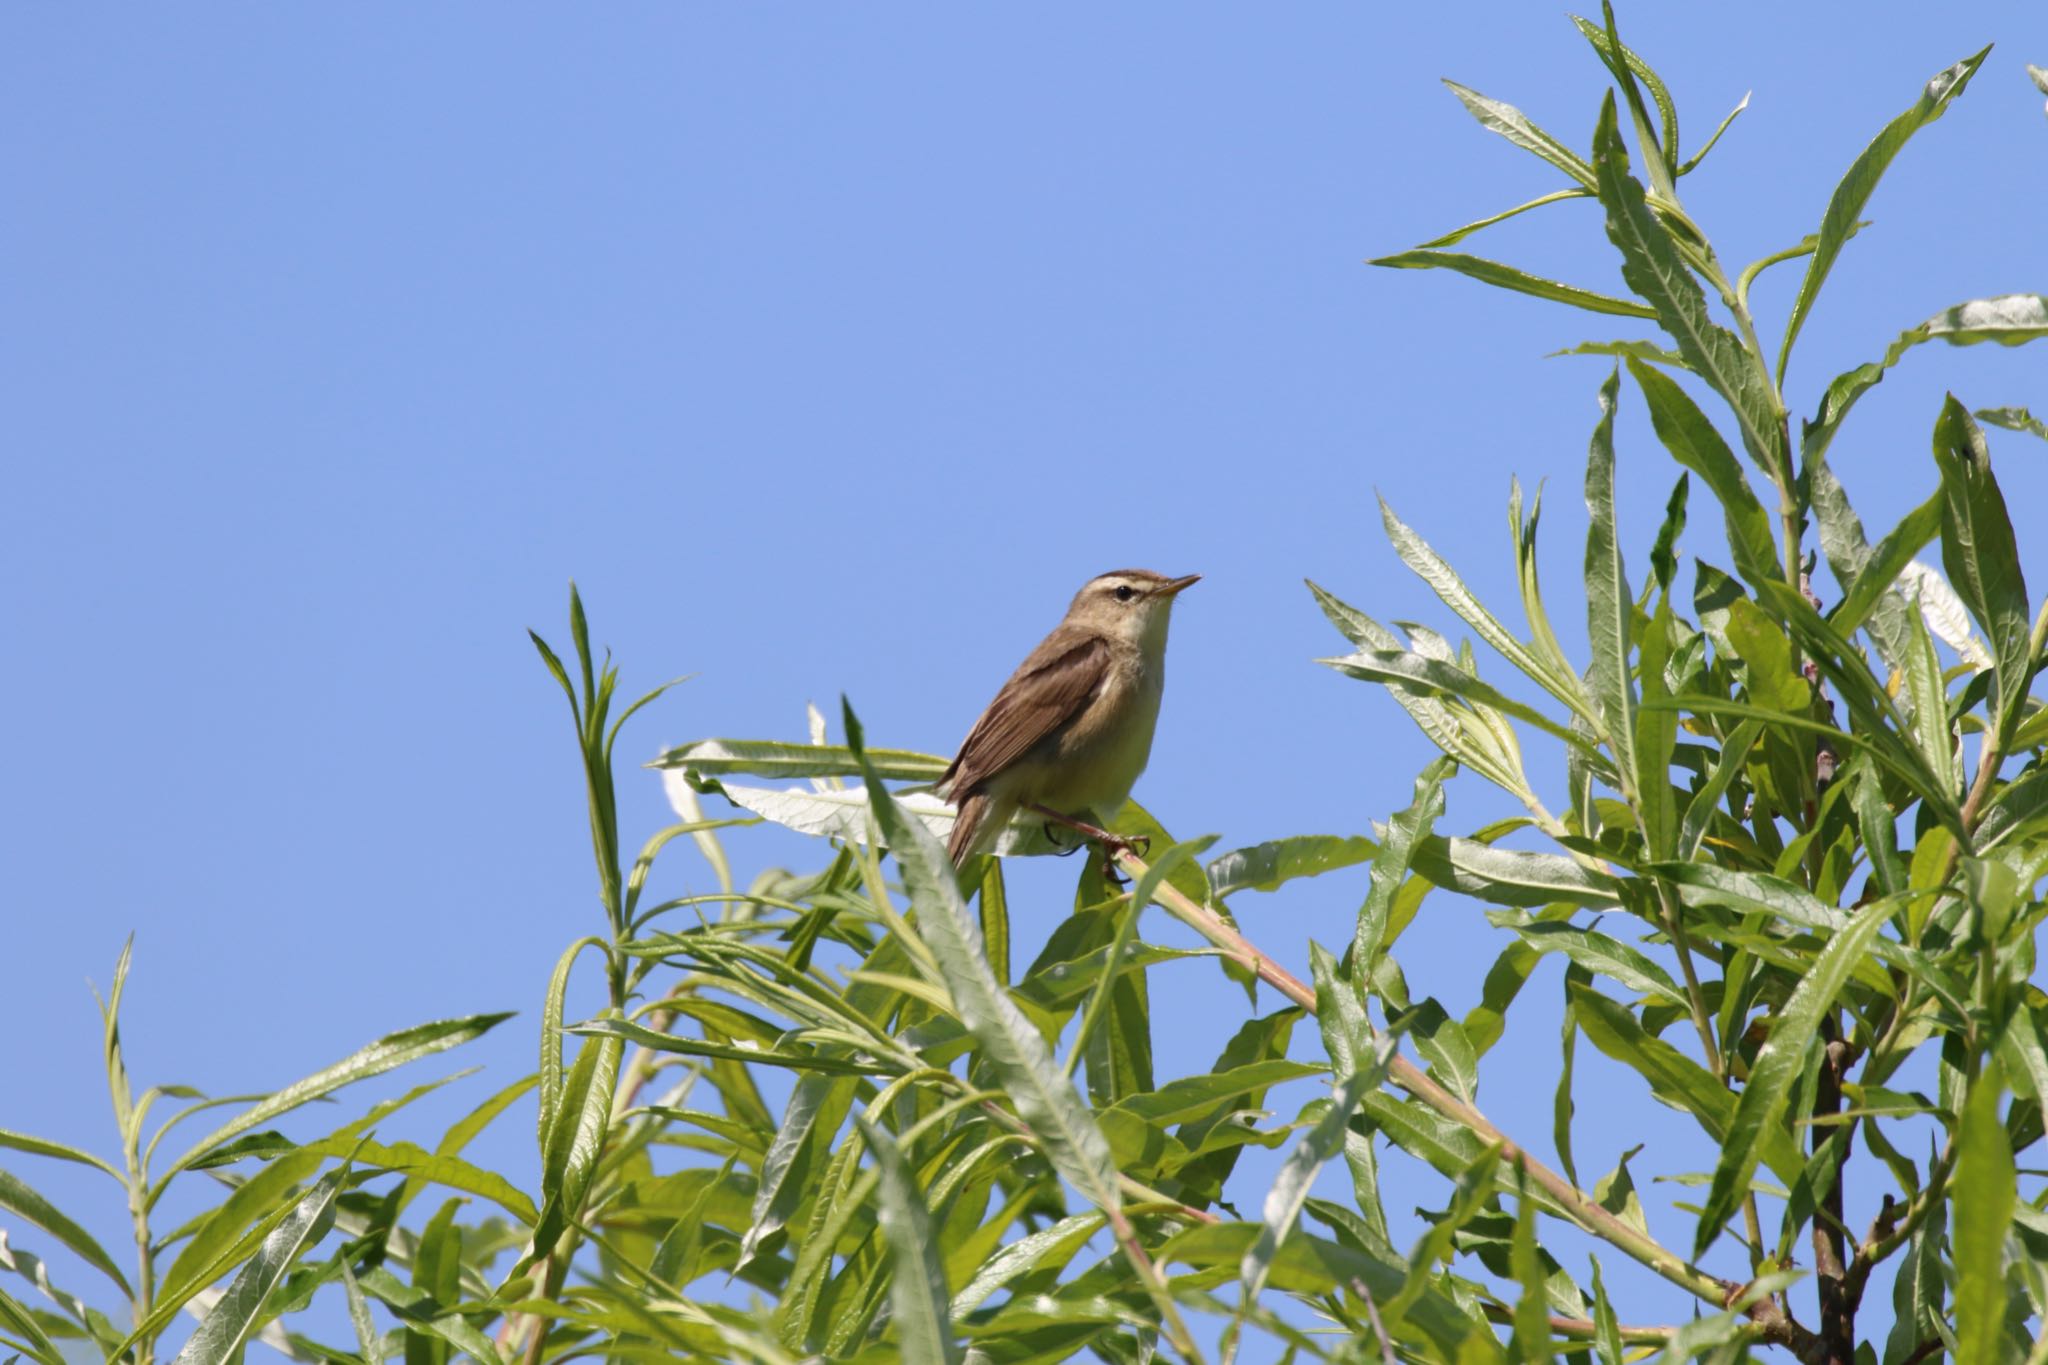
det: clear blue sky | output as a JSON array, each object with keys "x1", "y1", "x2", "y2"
[{"x1": 4, "y1": 4, "x2": 2043, "y2": 1356}]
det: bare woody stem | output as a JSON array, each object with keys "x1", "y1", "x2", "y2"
[{"x1": 1113, "y1": 846, "x2": 1821, "y2": 1358}]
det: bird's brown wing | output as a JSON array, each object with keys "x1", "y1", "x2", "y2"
[{"x1": 942, "y1": 627, "x2": 1112, "y2": 798}]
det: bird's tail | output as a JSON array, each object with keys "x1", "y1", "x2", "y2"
[{"x1": 947, "y1": 790, "x2": 1005, "y2": 867}]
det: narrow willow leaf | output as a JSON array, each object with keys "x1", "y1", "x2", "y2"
[
  {"x1": 1636, "y1": 597, "x2": 1679, "y2": 859},
  {"x1": 1678, "y1": 719, "x2": 1759, "y2": 859},
  {"x1": 1552, "y1": 339, "x2": 1690, "y2": 370},
  {"x1": 1243, "y1": 1071, "x2": 1374, "y2": 1299},
  {"x1": 1954, "y1": 1067, "x2": 2015, "y2": 1363},
  {"x1": 857, "y1": 1118, "x2": 964, "y2": 1365},
  {"x1": 1582, "y1": 367, "x2": 1640, "y2": 798},
  {"x1": 1416, "y1": 188, "x2": 1591, "y2": 250},
  {"x1": 1591, "y1": 95, "x2": 1786, "y2": 482},
  {"x1": 1884, "y1": 1198, "x2": 1947, "y2": 1365},
  {"x1": 1931, "y1": 397, "x2": 2032, "y2": 729},
  {"x1": 539, "y1": 937, "x2": 603, "y2": 1145},
  {"x1": 0, "y1": 1170, "x2": 132, "y2": 1298},
  {"x1": 1463, "y1": 940, "x2": 1540, "y2": 1058},
  {"x1": 1207, "y1": 834, "x2": 1376, "y2": 899},
  {"x1": 1318, "y1": 648, "x2": 1586, "y2": 749},
  {"x1": 529, "y1": 1029, "x2": 621, "y2": 1264},
  {"x1": 739, "y1": 1073, "x2": 837, "y2": 1270},
  {"x1": 170, "y1": 1014, "x2": 509, "y2": 1181},
  {"x1": 651, "y1": 737, "x2": 947, "y2": 782},
  {"x1": 1507, "y1": 919, "x2": 1686, "y2": 1006},
  {"x1": 0, "y1": 1280, "x2": 66, "y2": 1365},
  {"x1": 0, "y1": 1131, "x2": 123, "y2": 1183},
  {"x1": 1588, "y1": 1257, "x2": 1624, "y2": 1365},
  {"x1": 1696, "y1": 897, "x2": 1893, "y2": 1257},
  {"x1": 1679, "y1": 90, "x2": 1749, "y2": 176},
  {"x1": 1396, "y1": 998, "x2": 1478, "y2": 1105},
  {"x1": 1441, "y1": 80, "x2": 1595, "y2": 186},
  {"x1": 1570, "y1": 984, "x2": 1801, "y2": 1184},
  {"x1": 712, "y1": 780, "x2": 1063, "y2": 857},
  {"x1": 1410, "y1": 834, "x2": 1621, "y2": 908},
  {"x1": 1809, "y1": 458, "x2": 1918, "y2": 673},
  {"x1": 1381, "y1": 494, "x2": 1583, "y2": 707},
  {"x1": 951, "y1": 1213, "x2": 1104, "y2": 1317},
  {"x1": 846, "y1": 704, "x2": 1120, "y2": 1213},
  {"x1": 1626, "y1": 359, "x2": 1783, "y2": 591},
  {"x1": 1778, "y1": 48, "x2": 1993, "y2": 382},
  {"x1": 1508, "y1": 1163, "x2": 1550, "y2": 1363},
  {"x1": 1829, "y1": 490, "x2": 1943, "y2": 642},
  {"x1": 1805, "y1": 294, "x2": 2048, "y2": 470},
  {"x1": 1555, "y1": 965, "x2": 1585, "y2": 1186},
  {"x1": 1976, "y1": 405, "x2": 2048, "y2": 441},
  {"x1": 1369, "y1": 250, "x2": 1655, "y2": 319},
  {"x1": 1572, "y1": 10, "x2": 1680, "y2": 186},
  {"x1": 1648, "y1": 472, "x2": 1688, "y2": 595},
  {"x1": 978, "y1": 857, "x2": 1011, "y2": 986},
  {"x1": 169, "y1": 1166, "x2": 345, "y2": 1365},
  {"x1": 1357, "y1": 761, "x2": 1451, "y2": 973}
]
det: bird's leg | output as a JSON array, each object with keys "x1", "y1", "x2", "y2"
[{"x1": 1025, "y1": 804, "x2": 1149, "y2": 883}]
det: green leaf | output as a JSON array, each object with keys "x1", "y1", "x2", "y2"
[
  {"x1": 1591, "y1": 95, "x2": 1786, "y2": 483},
  {"x1": 1357, "y1": 760, "x2": 1451, "y2": 975},
  {"x1": 1588, "y1": 1257, "x2": 1624, "y2": 1365},
  {"x1": 1829, "y1": 489, "x2": 1942, "y2": 643},
  {"x1": 539, "y1": 937, "x2": 604, "y2": 1145},
  {"x1": 1416, "y1": 188, "x2": 1591, "y2": 250},
  {"x1": 170, "y1": 1013, "x2": 509, "y2": 1181},
  {"x1": 1582, "y1": 366, "x2": 1640, "y2": 796},
  {"x1": 0, "y1": 1169, "x2": 132, "y2": 1298},
  {"x1": 1573, "y1": 10, "x2": 1680, "y2": 188},
  {"x1": 1242, "y1": 1071, "x2": 1375, "y2": 1300},
  {"x1": 340, "y1": 1261, "x2": 382, "y2": 1365},
  {"x1": 1569, "y1": 984, "x2": 1801, "y2": 1185},
  {"x1": 169, "y1": 1165, "x2": 346, "y2": 1365},
  {"x1": 1805, "y1": 294, "x2": 2048, "y2": 470},
  {"x1": 1505, "y1": 918, "x2": 1686, "y2": 1007},
  {"x1": 0, "y1": 1281, "x2": 66, "y2": 1365},
  {"x1": 1410, "y1": 834, "x2": 1621, "y2": 908},
  {"x1": 1368, "y1": 250, "x2": 1655, "y2": 319},
  {"x1": 528, "y1": 1028, "x2": 622, "y2": 1264},
  {"x1": 1552, "y1": 339, "x2": 1691, "y2": 370},
  {"x1": 1206, "y1": 834, "x2": 1376, "y2": 899},
  {"x1": 1976, "y1": 405, "x2": 2048, "y2": 441},
  {"x1": 1695, "y1": 897, "x2": 1893, "y2": 1257},
  {"x1": 1318, "y1": 647, "x2": 1586, "y2": 750},
  {"x1": 652, "y1": 736, "x2": 949, "y2": 782},
  {"x1": 1396, "y1": 998, "x2": 1478, "y2": 1105},
  {"x1": 951, "y1": 1212, "x2": 1105, "y2": 1318},
  {"x1": 1441, "y1": 80, "x2": 1595, "y2": 187},
  {"x1": 1955, "y1": 1066, "x2": 2015, "y2": 1364},
  {"x1": 1648, "y1": 472, "x2": 1688, "y2": 596},
  {"x1": 0, "y1": 1131, "x2": 123, "y2": 1184},
  {"x1": 1884, "y1": 1197, "x2": 1947, "y2": 1365},
  {"x1": 739, "y1": 1073, "x2": 840, "y2": 1271},
  {"x1": 1778, "y1": 48, "x2": 1993, "y2": 382},
  {"x1": 856, "y1": 1118, "x2": 963, "y2": 1365},
  {"x1": 1626, "y1": 359, "x2": 1784, "y2": 591},
  {"x1": 1381, "y1": 494, "x2": 1585, "y2": 707},
  {"x1": 1508, "y1": 1163, "x2": 1552, "y2": 1364},
  {"x1": 1931, "y1": 396, "x2": 2032, "y2": 730},
  {"x1": 846, "y1": 703, "x2": 1121, "y2": 1214},
  {"x1": 977, "y1": 857, "x2": 1011, "y2": 986}
]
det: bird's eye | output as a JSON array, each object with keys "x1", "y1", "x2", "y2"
[{"x1": 1114, "y1": 585, "x2": 1136, "y2": 602}]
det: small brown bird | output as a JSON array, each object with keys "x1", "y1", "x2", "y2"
[{"x1": 941, "y1": 569, "x2": 1200, "y2": 866}]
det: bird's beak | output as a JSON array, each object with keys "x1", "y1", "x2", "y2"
[{"x1": 1153, "y1": 574, "x2": 1202, "y2": 598}]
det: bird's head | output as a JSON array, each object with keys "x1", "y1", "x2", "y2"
[{"x1": 1064, "y1": 569, "x2": 1201, "y2": 647}]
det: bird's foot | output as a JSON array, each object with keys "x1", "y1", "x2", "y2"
[{"x1": 1042, "y1": 821, "x2": 1084, "y2": 857}]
